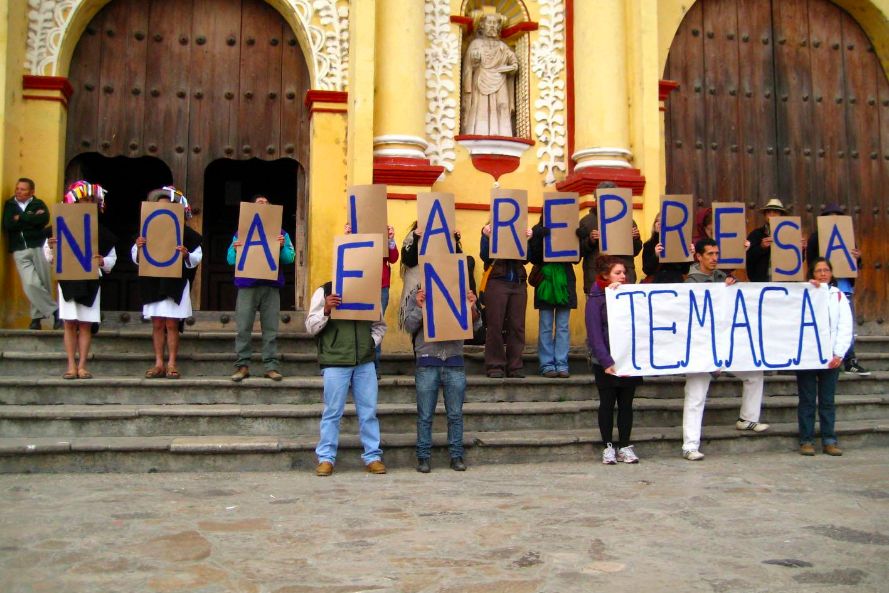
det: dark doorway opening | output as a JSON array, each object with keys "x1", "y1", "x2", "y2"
[
  {"x1": 202, "y1": 158, "x2": 299, "y2": 311},
  {"x1": 64, "y1": 153, "x2": 173, "y2": 311}
]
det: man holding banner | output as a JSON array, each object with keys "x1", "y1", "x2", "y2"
[
  {"x1": 2, "y1": 177, "x2": 60, "y2": 329},
  {"x1": 227, "y1": 195, "x2": 295, "y2": 382},
  {"x1": 682, "y1": 238, "x2": 770, "y2": 461}
]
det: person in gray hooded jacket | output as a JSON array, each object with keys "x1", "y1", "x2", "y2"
[{"x1": 402, "y1": 285, "x2": 481, "y2": 473}]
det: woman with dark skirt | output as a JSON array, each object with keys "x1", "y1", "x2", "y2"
[{"x1": 586, "y1": 255, "x2": 642, "y2": 464}]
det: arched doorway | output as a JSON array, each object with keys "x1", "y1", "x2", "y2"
[
  {"x1": 664, "y1": 0, "x2": 889, "y2": 324},
  {"x1": 64, "y1": 0, "x2": 311, "y2": 311}
]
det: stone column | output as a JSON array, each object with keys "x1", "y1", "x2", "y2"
[
  {"x1": 372, "y1": 0, "x2": 428, "y2": 162},
  {"x1": 572, "y1": 0, "x2": 632, "y2": 170}
]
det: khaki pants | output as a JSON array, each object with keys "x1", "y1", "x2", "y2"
[{"x1": 12, "y1": 247, "x2": 56, "y2": 319}]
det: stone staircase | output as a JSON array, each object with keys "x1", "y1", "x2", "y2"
[{"x1": 0, "y1": 329, "x2": 886, "y2": 473}]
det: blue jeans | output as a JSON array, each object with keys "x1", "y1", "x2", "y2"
[
  {"x1": 415, "y1": 366, "x2": 466, "y2": 460},
  {"x1": 796, "y1": 368, "x2": 839, "y2": 445},
  {"x1": 375, "y1": 287, "x2": 390, "y2": 372},
  {"x1": 537, "y1": 306, "x2": 571, "y2": 374},
  {"x1": 316, "y1": 362, "x2": 383, "y2": 465}
]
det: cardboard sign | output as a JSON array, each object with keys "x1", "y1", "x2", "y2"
[
  {"x1": 596, "y1": 188, "x2": 634, "y2": 255},
  {"x1": 542, "y1": 192, "x2": 580, "y2": 262},
  {"x1": 139, "y1": 202, "x2": 185, "y2": 278},
  {"x1": 817, "y1": 216, "x2": 858, "y2": 279},
  {"x1": 235, "y1": 202, "x2": 284, "y2": 281},
  {"x1": 53, "y1": 202, "x2": 99, "y2": 280},
  {"x1": 606, "y1": 283, "x2": 832, "y2": 376},
  {"x1": 770, "y1": 216, "x2": 805, "y2": 281},
  {"x1": 347, "y1": 184, "x2": 388, "y2": 256},
  {"x1": 330, "y1": 233, "x2": 383, "y2": 321},
  {"x1": 490, "y1": 188, "x2": 528, "y2": 260},
  {"x1": 417, "y1": 192, "x2": 457, "y2": 256},
  {"x1": 420, "y1": 253, "x2": 474, "y2": 342},
  {"x1": 712, "y1": 202, "x2": 747, "y2": 269},
  {"x1": 659, "y1": 195, "x2": 694, "y2": 263}
]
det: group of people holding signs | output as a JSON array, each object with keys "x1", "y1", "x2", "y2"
[{"x1": 38, "y1": 178, "x2": 864, "y2": 473}]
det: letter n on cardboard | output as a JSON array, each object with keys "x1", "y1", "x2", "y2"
[
  {"x1": 330, "y1": 234, "x2": 383, "y2": 321},
  {"x1": 139, "y1": 202, "x2": 184, "y2": 278},
  {"x1": 347, "y1": 184, "x2": 389, "y2": 256},
  {"x1": 235, "y1": 202, "x2": 283, "y2": 281},
  {"x1": 420, "y1": 253, "x2": 473, "y2": 342},
  {"x1": 53, "y1": 202, "x2": 99, "y2": 280}
]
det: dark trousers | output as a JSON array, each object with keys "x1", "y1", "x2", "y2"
[
  {"x1": 796, "y1": 368, "x2": 839, "y2": 445},
  {"x1": 483, "y1": 278, "x2": 527, "y2": 373},
  {"x1": 594, "y1": 364, "x2": 636, "y2": 448}
]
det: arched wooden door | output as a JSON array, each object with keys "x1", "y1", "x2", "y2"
[
  {"x1": 664, "y1": 0, "x2": 889, "y2": 325},
  {"x1": 65, "y1": 0, "x2": 310, "y2": 311}
]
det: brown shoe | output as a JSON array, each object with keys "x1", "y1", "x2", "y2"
[
  {"x1": 231, "y1": 367, "x2": 250, "y2": 382},
  {"x1": 799, "y1": 443, "x2": 816, "y2": 456},
  {"x1": 264, "y1": 370, "x2": 283, "y2": 381},
  {"x1": 822, "y1": 444, "x2": 843, "y2": 456},
  {"x1": 315, "y1": 461, "x2": 334, "y2": 476},
  {"x1": 365, "y1": 460, "x2": 387, "y2": 474}
]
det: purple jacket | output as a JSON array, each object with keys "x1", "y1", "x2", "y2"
[{"x1": 585, "y1": 283, "x2": 614, "y2": 368}]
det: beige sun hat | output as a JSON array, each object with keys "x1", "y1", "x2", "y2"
[{"x1": 759, "y1": 198, "x2": 788, "y2": 214}]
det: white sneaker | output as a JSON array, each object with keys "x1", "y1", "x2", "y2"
[
  {"x1": 683, "y1": 449, "x2": 705, "y2": 461},
  {"x1": 617, "y1": 445, "x2": 639, "y2": 464},
  {"x1": 602, "y1": 443, "x2": 617, "y2": 465},
  {"x1": 736, "y1": 419, "x2": 769, "y2": 432}
]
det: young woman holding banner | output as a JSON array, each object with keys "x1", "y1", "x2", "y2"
[
  {"x1": 46, "y1": 181, "x2": 117, "y2": 379},
  {"x1": 796, "y1": 258, "x2": 853, "y2": 456},
  {"x1": 131, "y1": 187, "x2": 202, "y2": 379},
  {"x1": 585, "y1": 255, "x2": 642, "y2": 464}
]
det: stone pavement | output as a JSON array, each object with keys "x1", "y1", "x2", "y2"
[{"x1": 1, "y1": 450, "x2": 887, "y2": 593}]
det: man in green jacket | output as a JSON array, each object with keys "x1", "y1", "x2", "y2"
[
  {"x1": 305, "y1": 281, "x2": 387, "y2": 477},
  {"x1": 2, "y1": 178, "x2": 59, "y2": 329}
]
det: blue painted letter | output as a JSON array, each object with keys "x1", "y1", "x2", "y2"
[
  {"x1": 420, "y1": 199, "x2": 455, "y2": 256},
  {"x1": 492, "y1": 197, "x2": 524, "y2": 257},
  {"x1": 660, "y1": 200, "x2": 690, "y2": 259},
  {"x1": 237, "y1": 213, "x2": 277, "y2": 273},
  {"x1": 141, "y1": 209, "x2": 182, "y2": 268},
  {"x1": 823, "y1": 224, "x2": 857, "y2": 272},
  {"x1": 423, "y1": 259, "x2": 469, "y2": 339},
  {"x1": 334, "y1": 240, "x2": 375, "y2": 311},
  {"x1": 773, "y1": 220, "x2": 802, "y2": 277},
  {"x1": 714, "y1": 206, "x2": 744, "y2": 265},
  {"x1": 544, "y1": 197, "x2": 578, "y2": 259},
  {"x1": 758, "y1": 286, "x2": 792, "y2": 368},
  {"x1": 648, "y1": 290, "x2": 682, "y2": 370},
  {"x1": 597, "y1": 193, "x2": 628, "y2": 254},
  {"x1": 56, "y1": 214, "x2": 93, "y2": 274}
]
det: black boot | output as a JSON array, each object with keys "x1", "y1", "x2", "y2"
[
  {"x1": 450, "y1": 457, "x2": 467, "y2": 471},
  {"x1": 416, "y1": 458, "x2": 431, "y2": 473}
]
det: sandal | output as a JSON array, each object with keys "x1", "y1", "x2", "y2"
[
  {"x1": 165, "y1": 366, "x2": 181, "y2": 379},
  {"x1": 145, "y1": 366, "x2": 165, "y2": 379},
  {"x1": 63, "y1": 371, "x2": 77, "y2": 380},
  {"x1": 77, "y1": 369, "x2": 93, "y2": 379}
]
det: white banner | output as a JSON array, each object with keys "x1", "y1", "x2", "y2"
[{"x1": 606, "y1": 283, "x2": 832, "y2": 376}]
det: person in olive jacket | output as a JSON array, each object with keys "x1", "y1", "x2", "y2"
[
  {"x1": 2, "y1": 177, "x2": 59, "y2": 329},
  {"x1": 305, "y1": 282, "x2": 387, "y2": 477}
]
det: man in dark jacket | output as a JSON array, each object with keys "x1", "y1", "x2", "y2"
[
  {"x1": 305, "y1": 282, "x2": 387, "y2": 477},
  {"x1": 745, "y1": 198, "x2": 788, "y2": 282},
  {"x1": 2, "y1": 178, "x2": 59, "y2": 329}
]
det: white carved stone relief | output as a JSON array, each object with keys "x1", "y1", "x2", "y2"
[
  {"x1": 423, "y1": 0, "x2": 460, "y2": 172},
  {"x1": 530, "y1": 0, "x2": 567, "y2": 185},
  {"x1": 26, "y1": 0, "x2": 350, "y2": 91}
]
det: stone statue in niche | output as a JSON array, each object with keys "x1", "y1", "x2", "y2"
[{"x1": 461, "y1": 11, "x2": 518, "y2": 137}]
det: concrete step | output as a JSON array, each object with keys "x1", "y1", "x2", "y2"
[
  {"x1": 0, "y1": 350, "x2": 596, "y2": 377},
  {"x1": 1, "y1": 372, "x2": 887, "y2": 406},
  {"x1": 1, "y1": 419, "x2": 886, "y2": 473},
  {"x1": 0, "y1": 395, "x2": 885, "y2": 439},
  {"x1": 853, "y1": 335, "x2": 889, "y2": 354}
]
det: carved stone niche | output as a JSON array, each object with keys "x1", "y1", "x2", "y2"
[{"x1": 454, "y1": 1, "x2": 536, "y2": 180}]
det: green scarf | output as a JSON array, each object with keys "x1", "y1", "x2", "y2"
[{"x1": 537, "y1": 263, "x2": 569, "y2": 306}]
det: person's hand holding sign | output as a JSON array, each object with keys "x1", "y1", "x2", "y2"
[
  {"x1": 323, "y1": 293, "x2": 342, "y2": 316},
  {"x1": 136, "y1": 236, "x2": 147, "y2": 248},
  {"x1": 760, "y1": 236, "x2": 773, "y2": 249},
  {"x1": 176, "y1": 244, "x2": 190, "y2": 265},
  {"x1": 482, "y1": 224, "x2": 492, "y2": 237}
]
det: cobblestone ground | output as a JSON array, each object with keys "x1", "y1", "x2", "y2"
[{"x1": 1, "y1": 449, "x2": 887, "y2": 593}]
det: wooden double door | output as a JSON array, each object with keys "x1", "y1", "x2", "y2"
[
  {"x1": 64, "y1": 0, "x2": 310, "y2": 311},
  {"x1": 664, "y1": 0, "x2": 889, "y2": 325}
]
